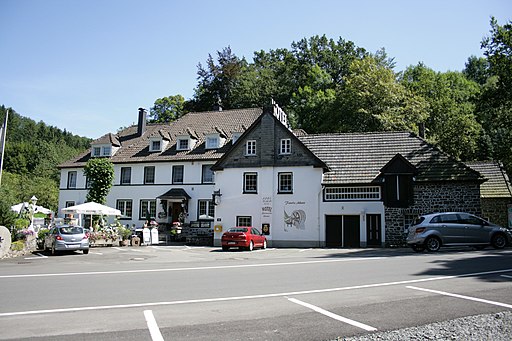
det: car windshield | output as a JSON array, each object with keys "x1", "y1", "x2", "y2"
[
  {"x1": 228, "y1": 228, "x2": 248, "y2": 233},
  {"x1": 59, "y1": 226, "x2": 83, "y2": 235}
]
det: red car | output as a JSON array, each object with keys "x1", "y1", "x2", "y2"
[{"x1": 221, "y1": 227, "x2": 267, "y2": 251}]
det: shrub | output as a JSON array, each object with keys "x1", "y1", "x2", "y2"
[{"x1": 11, "y1": 240, "x2": 25, "y2": 251}]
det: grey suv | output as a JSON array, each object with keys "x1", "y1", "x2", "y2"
[{"x1": 406, "y1": 212, "x2": 511, "y2": 252}]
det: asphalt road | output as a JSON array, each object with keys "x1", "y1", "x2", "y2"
[{"x1": 0, "y1": 245, "x2": 511, "y2": 340}]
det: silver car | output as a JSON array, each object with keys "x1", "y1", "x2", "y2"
[
  {"x1": 406, "y1": 212, "x2": 511, "y2": 252},
  {"x1": 44, "y1": 225, "x2": 90, "y2": 255}
]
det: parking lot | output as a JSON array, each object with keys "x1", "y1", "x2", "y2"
[{"x1": 1, "y1": 246, "x2": 511, "y2": 340}]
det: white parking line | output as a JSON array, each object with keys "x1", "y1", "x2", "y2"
[
  {"x1": 406, "y1": 286, "x2": 512, "y2": 309},
  {"x1": 0, "y1": 257, "x2": 384, "y2": 279},
  {"x1": 501, "y1": 275, "x2": 512, "y2": 279},
  {"x1": 143, "y1": 310, "x2": 164, "y2": 341},
  {"x1": 24, "y1": 253, "x2": 47, "y2": 260},
  {"x1": 287, "y1": 297, "x2": 377, "y2": 331}
]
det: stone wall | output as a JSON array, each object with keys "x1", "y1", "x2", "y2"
[
  {"x1": 384, "y1": 182, "x2": 482, "y2": 246},
  {"x1": 481, "y1": 198, "x2": 511, "y2": 228}
]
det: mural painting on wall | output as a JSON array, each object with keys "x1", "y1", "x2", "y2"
[{"x1": 284, "y1": 200, "x2": 306, "y2": 232}]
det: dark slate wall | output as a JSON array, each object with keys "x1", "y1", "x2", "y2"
[
  {"x1": 481, "y1": 198, "x2": 511, "y2": 228},
  {"x1": 384, "y1": 182, "x2": 482, "y2": 246},
  {"x1": 219, "y1": 113, "x2": 320, "y2": 169}
]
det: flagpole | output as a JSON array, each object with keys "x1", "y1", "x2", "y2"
[{"x1": 0, "y1": 109, "x2": 9, "y2": 187}]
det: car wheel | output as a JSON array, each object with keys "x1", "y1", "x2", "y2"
[
  {"x1": 248, "y1": 241, "x2": 254, "y2": 251},
  {"x1": 222, "y1": 246, "x2": 229, "y2": 251},
  {"x1": 262, "y1": 240, "x2": 267, "y2": 249},
  {"x1": 491, "y1": 233, "x2": 506, "y2": 249},
  {"x1": 83, "y1": 249, "x2": 89, "y2": 255},
  {"x1": 411, "y1": 245, "x2": 424, "y2": 253},
  {"x1": 425, "y1": 236, "x2": 441, "y2": 252}
]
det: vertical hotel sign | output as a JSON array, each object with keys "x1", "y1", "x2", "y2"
[{"x1": 261, "y1": 196, "x2": 272, "y2": 235}]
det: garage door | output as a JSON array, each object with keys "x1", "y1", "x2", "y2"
[{"x1": 325, "y1": 215, "x2": 360, "y2": 247}]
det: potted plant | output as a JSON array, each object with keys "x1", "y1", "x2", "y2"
[{"x1": 118, "y1": 226, "x2": 132, "y2": 246}]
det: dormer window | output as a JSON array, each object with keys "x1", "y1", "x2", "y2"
[
  {"x1": 177, "y1": 138, "x2": 189, "y2": 151},
  {"x1": 91, "y1": 144, "x2": 113, "y2": 157},
  {"x1": 206, "y1": 136, "x2": 219, "y2": 149},
  {"x1": 150, "y1": 139, "x2": 162, "y2": 152}
]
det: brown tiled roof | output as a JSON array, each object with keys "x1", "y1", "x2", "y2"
[
  {"x1": 299, "y1": 131, "x2": 484, "y2": 184},
  {"x1": 59, "y1": 108, "x2": 263, "y2": 168},
  {"x1": 92, "y1": 133, "x2": 120, "y2": 147},
  {"x1": 466, "y1": 161, "x2": 512, "y2": 198}
]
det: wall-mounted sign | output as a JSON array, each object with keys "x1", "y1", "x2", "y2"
[{"x1": 262, "y1": 223, "x2": 270, "y2": 235}]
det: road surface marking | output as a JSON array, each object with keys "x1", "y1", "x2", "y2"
[
  {"x1": 24, "y1": 253, "x2": 47, "y2": 260},
  {"x1": 0, "y1": 257, "x2": 384, "y2": 279},
  {"x1": 1, "y1": 268, "x2": 512, "y2": 317},
  {"x1": 501, "y1": 275, "x2": 512, "y2": 279},
  {"x1": 406, "y1": 286, "x2": 512, "y2": 309},
  {"x1": 287, "y1": 297, "x2": 377, "y2": 331},
  {"x1": 143, "y1": 310, "x2": 164, "y2": 341}
]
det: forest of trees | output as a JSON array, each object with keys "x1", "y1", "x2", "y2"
[
  {"x1": 0, "y1": 105, "x2": 91, "y2": 226},
  {"x1": 1, "y1": 17, "x2": 510, "y2": 228},
  {"x1": 151, "y1": 17, "x2": 512, "y2": 175}
]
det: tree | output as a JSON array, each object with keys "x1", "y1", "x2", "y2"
[
  {"x1": 476, "y1": 17, "x2": 512, "y2": 173},
  {"x1": 83, "y1": 158, "x2": 114, "y2": 205},
  {"x1": 189, "y1": 46, "x2": 248, "y2": 111},
  {"x1": 342, "y1": 56, "x2": 428, "y2": 133},
  {"x1": 401, "y1": 64, "x2": 481, "y2": 160},
  {"x1": 149, "y1": 95, "x2": 186, "y2": 123}
]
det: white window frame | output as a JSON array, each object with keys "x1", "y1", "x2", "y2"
[
  {"x1": 144, "y1": 166, "x2": 155, "y2": 184},
  {"x1": 206, "y1": 136, "x2": 219, "y2": 149},
  {"x1": 67, "y1": 171, "x2": 77, "y2": 189},
  {"x1": 278, "y1": 172, "x2": 293, "y2": 193},
  {"x1": 280, "y1": 138, "x2": 291, "y2": 155},
  {"x1": 198, "y1": 199, "x2": 215, "y2": 220},
  {"x1": 92, "y1": 146, "x2": 101, "y2": 157},
  {"x1": 246, "y1": 140, "x2": 256, "y2": 156},
  {"x1": 237, "y1": 216, "x2": 252, "y2": 227},
  {"x1": 324, "y1": 186, "x2": 381, "y2": 201},
  {"x1": 102, "y1": 146, "x2": 111, "y2": 156},
  {"x1": 139, "y1": 199, "x2": 156, "y2": 220},
  {"x1": 172, "y1": 165, "x2": 184, "y2": 184},
  {"x1": 150, "y1": 139, "x2": 162, "y2": 152},
  {"x1": 243, "y1": 172, "x2": 257, "y2": 193},
  {"x1": 202, "y1": 164, "x2": 214, "y2": 184},
  {"x1": 177, "y1": 139, "x2": 189, "y2": 151},
  {"x1": 120, "y1": 167, "x2": 131, "y2": 185},
  {"x1": 116, "y1": 199, "x2": 133, "y2": 219}
]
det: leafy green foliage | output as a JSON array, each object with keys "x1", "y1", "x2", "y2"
[
  {"x1": 0, "y1": 106, "x2": 90, "y2": 226},
  {"x1": 83, "y1": 158, "x2": 114, "y2": 204},
  {"x1": 149, "y1": 95, "x2": 186, "y2": 123}
]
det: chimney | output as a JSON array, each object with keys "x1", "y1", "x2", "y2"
[
  {"x1": 137, "y1": 107, "x2": 147, "y2": 137},
  {"x1": 418, "y1": 122, "x2": 425, "y2": 139}
]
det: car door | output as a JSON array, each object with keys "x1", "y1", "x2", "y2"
[
  {"x1": 432, "y1": 213, "x2": 460, "y2": 244},
  {"x1": 251, "y1": 228, "x2": 264, "y2": 247},
  {"x1": 458, "y1": 213, "x2": 489, "y2": 243}
]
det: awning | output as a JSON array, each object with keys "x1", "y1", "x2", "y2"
[{"x1": 157, "y1": 188, "x2": 191, "y2": 200}]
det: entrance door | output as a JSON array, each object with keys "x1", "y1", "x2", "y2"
[
  {"x1": 170, "y1": 202, "x2": 182, "y2": 223},
  {"x1": 326, "y1": 215, "x2": 342, "y2": 247},
  {"x1": 366, "y1": 214, "x2": 382, "y2": 247},
  {"x1": 325, "y1": 215, "x2": 360, "y2": 247}
]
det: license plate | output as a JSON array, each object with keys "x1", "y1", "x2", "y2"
[
  {"x1": 67, "y1": 244, "x2": 79, "y2": 248},
  {"x1": 228, "y1": 242, "x2": 236, "y2": 245}
]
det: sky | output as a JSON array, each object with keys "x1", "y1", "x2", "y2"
[{"x1": 1, "y1": 0, "x2": 510, "y2": 139}]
